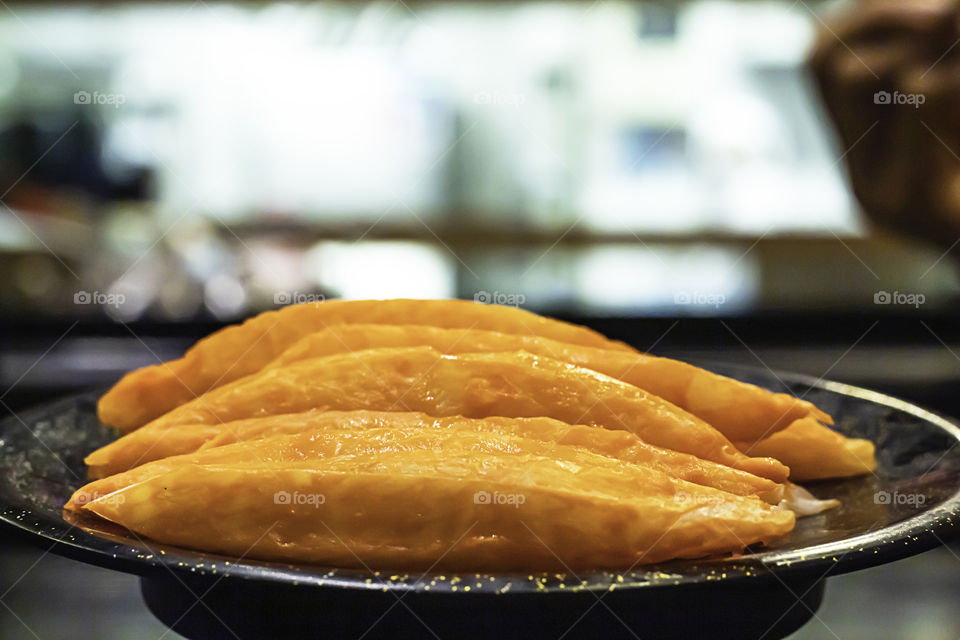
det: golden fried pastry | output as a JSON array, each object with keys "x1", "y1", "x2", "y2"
[
  {"x1": 737, "y1": 417, "x2": 876, "y2": 481},
  {"x1": 98, "y1": 299, "x2": 631, "y2": 432},
  {"x1": 76, "y1": 298, "x2": 875, "y2": 570},
  {"x1": 265, "y1": 324, "x2": 831, "y2": 442},
  {"x1": 75, "y1": 427, "x2": 795, "y2": 570},
  {"x1": 95, "y1": 347, "x2": 789, "y2": 482},
  {"x1": 79, "y1": 410, "x2": 783, "y2": 502}
]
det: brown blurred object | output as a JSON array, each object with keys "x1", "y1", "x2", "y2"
[{"x1": 810, "y1": 0, "x2": 960, "y2": 248}]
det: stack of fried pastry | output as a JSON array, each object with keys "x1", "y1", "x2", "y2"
[{"x1": 66, "y1": 299, "x2": 876, "y2": 570}]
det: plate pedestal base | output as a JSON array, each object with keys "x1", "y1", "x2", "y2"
[{"x1": 141, "y1": 572, "x2": 825, "y2": 640}]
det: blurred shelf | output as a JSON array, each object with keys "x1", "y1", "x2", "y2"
[{"x1": 214, "y1": 218, "x2": 869, "y2": 247}]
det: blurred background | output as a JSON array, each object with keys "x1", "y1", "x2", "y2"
[
  {"x1": 2, "y1": 0, "x2": 957, "y2": 323},
  {"x1": 1, "y1": 1, "x2": 959, "y2": 639}
]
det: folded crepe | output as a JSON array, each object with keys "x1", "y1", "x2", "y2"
[
  {"x1": 98, "y1": 299, "x2": 632, "y2": 432},
  {"x1": 76, "y1": 410, "x2": 784, "y2": 503},
  {"x1": 73, "y1": 426, "x2": 795, "y2": 570},
  {"x1": 264, "y1": 324, "x2": 832, "y2": 443},
  {"x1": 737, "y1": 417, "x2": 876, "y2": 481},
  {"x1": 88, "y1": 347, "x2": 789, "y2": 482}
]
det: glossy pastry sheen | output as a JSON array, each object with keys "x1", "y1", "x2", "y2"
[
  {"x1": 76, "y1": 427, "x2": 795, "y2": 570},
  {"x1": 111, "y1": 347, "x2": 789, "y2": 482},
  {"x1": 78, "y1": 410, "x2": 783, "y2": 502},
  {"x1": 265, "y1": 324, "x2": 831, "y2": 442},
  {"x1": 97, "y1": 299, "x2": 631, "y2": 432}
]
